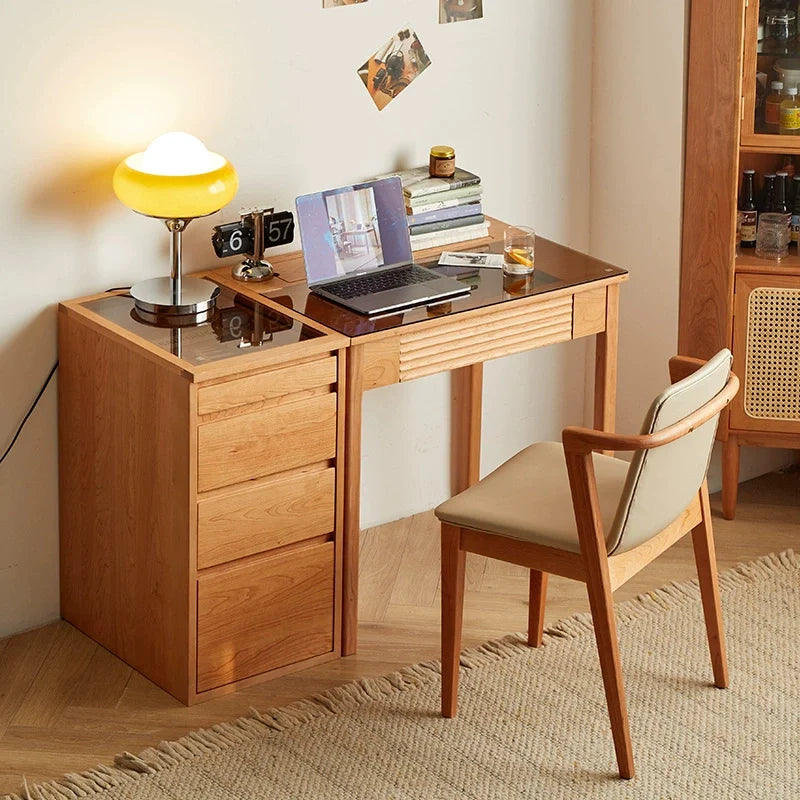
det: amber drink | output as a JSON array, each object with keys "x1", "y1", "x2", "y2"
[{"x1": 503, "y1": 226, "x2": 536, "y2": 276}]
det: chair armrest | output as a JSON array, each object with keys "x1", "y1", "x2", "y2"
[{"x1": 562, "y1": 373, "x2": 739, "y2": 455}]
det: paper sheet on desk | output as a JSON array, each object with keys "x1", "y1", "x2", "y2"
[{"x1": 438, "y1": 251, "x2": 505, "y2": 268}]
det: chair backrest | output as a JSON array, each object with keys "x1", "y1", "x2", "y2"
[{"x1": 605, "y1": 349, "x2": 732, "y2": 555}]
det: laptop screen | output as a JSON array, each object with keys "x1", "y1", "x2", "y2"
[{"x1": 296, "y1": 177, "x2": 413, "y2": 285}]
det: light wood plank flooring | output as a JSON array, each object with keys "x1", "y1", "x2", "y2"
[{"x1": 0, "y1": 471, "x2": 797, "y2": 795}]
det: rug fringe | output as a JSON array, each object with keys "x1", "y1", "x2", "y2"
[{"x1": 6, "y1": 548, "x2": 796, "y2": 800}]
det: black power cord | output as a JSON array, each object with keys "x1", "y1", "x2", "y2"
[
  {"x1": 0, "y1": 361, "x2": 59, "y2": 467},
  {"x1": 1, "y1": 289, "x2": 129, "y2": 467}
]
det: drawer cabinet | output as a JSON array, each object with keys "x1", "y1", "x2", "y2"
[{"x1": 59, "y1": 290, "x2": 346, "y2": 705}]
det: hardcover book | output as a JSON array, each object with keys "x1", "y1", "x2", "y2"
[
  {"x1": 408, "y1": 214, "x2": 486, "y2": 236},
  {"x1": 406, "y1": 202, "x2": 482, "y2": 227},
  {"x1": 377, "y1": 165, "x2": 481, "y2": 198},
  {"x1": 406, "y1": 184, "x2": 483, "y2": 211},
  {"x1": 410, "y1": 222, "x2": 490, "y2": 250}
]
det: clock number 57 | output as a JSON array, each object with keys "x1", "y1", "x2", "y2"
[{"x1": 267, "y1": 217, "x2": 292, "y2": 244}]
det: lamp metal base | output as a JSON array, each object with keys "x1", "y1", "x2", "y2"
[{"x1": 130, "y1": 276, "x2": 220, "y2": 317}]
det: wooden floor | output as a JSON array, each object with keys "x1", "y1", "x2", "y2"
[{"x1": 0, "y1": 470, "x2": 798, "y2": 795}]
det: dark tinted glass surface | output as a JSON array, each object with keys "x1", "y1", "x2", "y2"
[
  {"x1": 259, "y1": 237, "x2": 627, "y2": 338},
  {"x1": 83, "y1": 284, "x2": 322, "y2": 365}
]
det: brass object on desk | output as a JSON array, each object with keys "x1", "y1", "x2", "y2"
[{"x1": 232, "y1": 208, "x2": 275, "y2": 282}]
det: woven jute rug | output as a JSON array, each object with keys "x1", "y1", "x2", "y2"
[{"x1": 10, "y1": 551, "x2": 800, "y2": 800}]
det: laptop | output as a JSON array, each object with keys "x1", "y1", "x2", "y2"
[{"x1": 295, "y1": 177, "x2": 471, "y2": 315}]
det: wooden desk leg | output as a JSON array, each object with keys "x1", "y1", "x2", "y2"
[
  {"x1": 452, "y1": 363, "x2": 483, "y2": 494},
  {"x1": 342, "y1": 344, "x2": 364, "y2": 656},
  {"x1": 594, "y1": 285, "x2": 620, "y2": 441}
]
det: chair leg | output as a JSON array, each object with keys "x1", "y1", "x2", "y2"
[
  {"x1": 441, "y1": 523, "x2": 466, "y2": 718},
  {"x1": 527, "y1": 570, "x2": 548, "y2": 647},
  {"x1": 585, "y1": 570, "x2": 635, "y2": 779},
  {"x1": 692, "y1": 483, "x2": 729, "y2": 689}
]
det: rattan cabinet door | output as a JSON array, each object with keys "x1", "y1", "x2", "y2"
[{"x1": 731, "y1": 273, "x2": 800, "y2": 434}]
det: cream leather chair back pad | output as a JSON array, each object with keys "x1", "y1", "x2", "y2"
[{"x1": 605, "y1": 350, "x2": 732, "y2": 556}]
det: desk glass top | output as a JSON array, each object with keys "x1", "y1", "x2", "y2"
[
  {"x1": 83, "y1": 284, "x2": 323, "y2": 365},
  {"x1": 259, "y1": 237, "x2": 627, "y2": 338}
]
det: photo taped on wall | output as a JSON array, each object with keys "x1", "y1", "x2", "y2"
[
  {"x1": 439, "y1": 0, "x2": 483, "y2": 24},
  {"x1": 357, "y1": 26, "x2": 431, "y2": 111},
  {"x1": 323, "y1": 0, "x2": 367, "y2": 7}
]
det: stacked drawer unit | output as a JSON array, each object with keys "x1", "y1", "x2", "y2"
[
  {"x1": 59, "y1": 291, "x2": 346, "y2": 705},
  {"x1": 195, "y1": 356, "x2": 341, "y2": 694}
]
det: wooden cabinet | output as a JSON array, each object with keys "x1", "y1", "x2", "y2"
[
  {"x1": 681, "y1": 0, "x2": 800, "y2": 519},
  {"x1": 59, "y1": 284, "x2": 347, "y2": 704}
]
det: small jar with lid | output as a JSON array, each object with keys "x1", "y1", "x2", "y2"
[{"x1": 429, "y1": 145, "x2": 456, "y2": 178}]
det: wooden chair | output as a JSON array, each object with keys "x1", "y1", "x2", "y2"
[{"x1": 435, "y1": 351, "x2": 739, "y2": 779}]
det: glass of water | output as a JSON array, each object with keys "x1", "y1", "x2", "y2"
[
  {"x1": 503, "y1": 226, "x2": 536, "y2": 276},
  {"x1": 755, "y1": 213, "x2": 790, "y2": 260}
]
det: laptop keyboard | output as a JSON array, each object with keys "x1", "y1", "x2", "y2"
[{"x1": 322, "y1": 265, "x2": 439, "y2": 300}]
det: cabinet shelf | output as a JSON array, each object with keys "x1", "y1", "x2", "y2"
[
  {"x1": 740, "y1": 139, "x2": 800, "y2": 153},
  {"x1": 736, "y1": 250, "x2": 800, "y2": 275}
]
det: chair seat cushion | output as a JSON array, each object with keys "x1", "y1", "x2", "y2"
[{"x1": 434, "y1": 442, "x2": 629, "y2": 553}]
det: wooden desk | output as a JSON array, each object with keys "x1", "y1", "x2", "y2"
[{"x1": 207, "y1": 217, "x2": 628, "y2": 656}]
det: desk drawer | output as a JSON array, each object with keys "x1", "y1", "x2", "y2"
[
  {"x1": 197, "y1": 393, "x2": 337, "y2": 492},
  {"x1": 197, "y1": 357, "x2": 337, "y2": 416},
  {"x1": 197, "y1": 468, "x2": 336, "y2": 569},
  {"x1": 197, "y1": 541, "x2": 335, "y2": 692},
  {"x1": 398, "y1": 295, "x2": 573, "y2": 381}
]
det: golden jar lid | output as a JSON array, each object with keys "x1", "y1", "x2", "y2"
[{"x1": 430, "y1": 145, "x2": 455, "y2": 159}]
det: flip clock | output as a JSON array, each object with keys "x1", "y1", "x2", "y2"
[{"x1": 211, "y1": 207, "x2": 295, "y2": 282}]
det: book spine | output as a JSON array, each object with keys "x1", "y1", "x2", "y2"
[
  {"x1": 409, "y1": 214, "x2": 485, "y2": 236},
  {"x1": 406, "y1": 185, "x2": 483, "y2": 209},
  {"x1": 410, "y1": 223, "x2": 491, "y2": 250},
  {"x1": 404, "y1": 176, "x2": 481, "y2": 198},
  {"x1": 407, "y1": 192, "x2": 483, "y2": 215},
  {"x1": 406, "y1": 203, "x2": 482, "y2": 227}
]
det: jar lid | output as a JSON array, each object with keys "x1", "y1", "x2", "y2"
[{"x1": 430, "y1": 146, "x2": 455, "y2": 159}]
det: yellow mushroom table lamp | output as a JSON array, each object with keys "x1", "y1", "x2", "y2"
[{"x1": 113, "y1": 132, "x2": 238, "y2": 319}]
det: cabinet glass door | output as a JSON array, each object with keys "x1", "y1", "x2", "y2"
[{"x1": 743, "y1": 0, "x2": 800, "y2": 149}]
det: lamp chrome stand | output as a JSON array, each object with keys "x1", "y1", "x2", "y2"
[
  {"x1": 131, "y1": 218, "x2": 220, "y2": 320},
  {"x1": 232, "y1": 208, "x2": 275, "y2": 282}
]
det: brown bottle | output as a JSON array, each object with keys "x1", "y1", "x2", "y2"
[{"x1": 739, "y1": 170, "x2": 758, "y2": 248}]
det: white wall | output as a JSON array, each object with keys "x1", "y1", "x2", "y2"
[{"x1": 0, "y1": 0, "x2": 596, "y2": 637}]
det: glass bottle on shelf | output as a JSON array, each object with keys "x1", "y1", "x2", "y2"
[
  {"x1": 739, "y1": 170, "x2": 758, "y2": 249},
  {"x1": 780, "y1": 86, "x2": 800, "y2": 134},
  {"x1": 791, "y1": 176, "x2": 800, "y2": 244},
  {"x1": 761, "y1": 173, "x2": 777, "y2": 214},
  {"x1": 775, "y1": 171, "x2": 792, "y2": 226},
  {"x1": 766, "y1": 81, "x2": 785, "y2": 132}
]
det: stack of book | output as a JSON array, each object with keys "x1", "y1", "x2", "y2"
[{"x1": 380, "y1": 166, "x2": 488, "y2": 250}]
